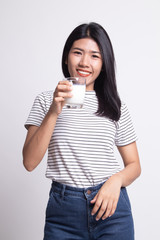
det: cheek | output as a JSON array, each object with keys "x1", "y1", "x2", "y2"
[
  {"x1": 67, "y1": 62, "x2": 76, "y2": 76},
  {"x1": 94, "y1": 63, "x2": 102, "y2": 75},
  {"x1": 67, "y1": 56, "x2": 76, "y2": 69}
]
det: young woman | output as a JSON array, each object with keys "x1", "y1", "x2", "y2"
[{"x1": 23, "y1": 22, "x2": 141, "y2": 240}]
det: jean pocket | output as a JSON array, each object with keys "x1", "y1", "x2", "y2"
[{"x1": 120, "y1": 187, "x2": 132, "y2": 212}]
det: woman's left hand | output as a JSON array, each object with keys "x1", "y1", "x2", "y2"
[{"x1": 90, "y1": 174, "x2": 122, "y2": 221}]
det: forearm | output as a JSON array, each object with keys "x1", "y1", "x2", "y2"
[
  {"x1": 23, "y1": 110, "x2": 58, "y2": 171},
  {"x1": 113, "y1": 142, "x2": 141, "y2": 187},
  {"x1": 114, "y1": 161, "x2": 141, "y2": 188}
]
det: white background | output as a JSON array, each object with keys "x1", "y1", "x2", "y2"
[{"x1": 0, "y1": 0, "x2": 160, "y2": 239}]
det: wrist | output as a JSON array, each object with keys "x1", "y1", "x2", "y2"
[
  {"x1": 109, "y1": 173, "x2": 123, "y2": 187},
  {"x1": 48, "y1": 107, "x2": 59, "y2": 119},
  {"x1": 116, "y1": 172, "x2": 124, "y2": 187}
]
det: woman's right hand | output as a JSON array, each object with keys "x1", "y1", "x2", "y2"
[
  {"x1": 50, "y1": 80, "x2": 73, "y2": 116},
  {"x1": 23, "y1": 80, "x2": 73, "y2": 171}
]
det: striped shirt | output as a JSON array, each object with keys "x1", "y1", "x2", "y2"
[{"x1": 25, "y1": 90, "x2": 137, "y2": 188}]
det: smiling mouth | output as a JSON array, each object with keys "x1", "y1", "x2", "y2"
[{"x1": 77, "y1": 69, "x2": 91, "y2": 77}]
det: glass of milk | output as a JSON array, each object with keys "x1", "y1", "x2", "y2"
[{"x1": 65, "y1": 77, "x2": 86, "y2": 108}]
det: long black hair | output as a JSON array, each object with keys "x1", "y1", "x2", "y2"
[{"x1": 62, "y1": 22, "x2": 121, "y2": 121}]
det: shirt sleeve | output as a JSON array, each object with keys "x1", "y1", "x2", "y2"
[
  {"x1": 24, "y1": 92, "x2": 47, "y2": 130},
  {"x1": 115, "y1": 102, "x2": 138, "y2": 146}
]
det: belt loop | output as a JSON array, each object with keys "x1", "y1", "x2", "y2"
[{"x1": 61, "y1": 185, "x2": 66, "y2": 199}]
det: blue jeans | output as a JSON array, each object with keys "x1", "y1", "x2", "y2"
[{"x1": 43, "y1": 181, "x2": 134, "y2": 240}]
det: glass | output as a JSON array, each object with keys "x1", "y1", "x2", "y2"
[{"x1": 65, "y1": 77, "x2": 86, "y2": 108}]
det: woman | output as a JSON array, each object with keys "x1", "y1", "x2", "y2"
[{"x1": 23, "y1": 22, "x2": 141, "y2": 240}]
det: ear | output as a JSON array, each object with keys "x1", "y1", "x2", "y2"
[{"x1": 65, "y1": 58, "x2": 68, "y2": 65}]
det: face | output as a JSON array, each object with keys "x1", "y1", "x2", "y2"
[{"x1": 66, "y1": 38, "x2": 103, "y2": 91}]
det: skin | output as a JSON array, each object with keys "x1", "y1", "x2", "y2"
[{"x1": 23, "y1": 37, "x2": 141, "y2": 221}]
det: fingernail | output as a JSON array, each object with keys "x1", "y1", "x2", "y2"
[{"x1": 96, "y1": 217, "x2": 99, "y2": 221}]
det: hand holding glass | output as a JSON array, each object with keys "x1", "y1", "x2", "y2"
[{"x1": 65, "y1": 77, "x2": 86, "y2": 108}]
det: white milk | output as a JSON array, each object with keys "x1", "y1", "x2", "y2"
[{"x1": 65, "y1": 84, "x2": 85, "y2": 108}]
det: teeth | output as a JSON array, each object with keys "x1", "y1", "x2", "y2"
[{"x1": 78, "y1": 70, "x2": 90, "y2": 75}]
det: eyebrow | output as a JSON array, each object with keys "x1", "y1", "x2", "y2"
[{"x1": 72, "y1": 47, "x2": 101, "y2": 54}]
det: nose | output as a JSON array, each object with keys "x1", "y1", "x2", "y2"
[{"x1": 79, "y1": 54, "x2": 90, "y2": 67}]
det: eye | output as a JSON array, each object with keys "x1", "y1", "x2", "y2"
[
  {"x1": 73, "y1": 51, "x2": 82, "y2": 55},
  {"x1": 92, "y1": 54, "x2": 99, "y2": 59}
]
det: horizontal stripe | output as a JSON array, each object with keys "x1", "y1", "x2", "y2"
[{"x1": 25, "y1": 90, "x2": 137, "y2": 188}]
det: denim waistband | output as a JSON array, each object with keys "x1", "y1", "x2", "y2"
[{"x1": 51, "y1": 180, "x2": 107, "y2": 199}]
